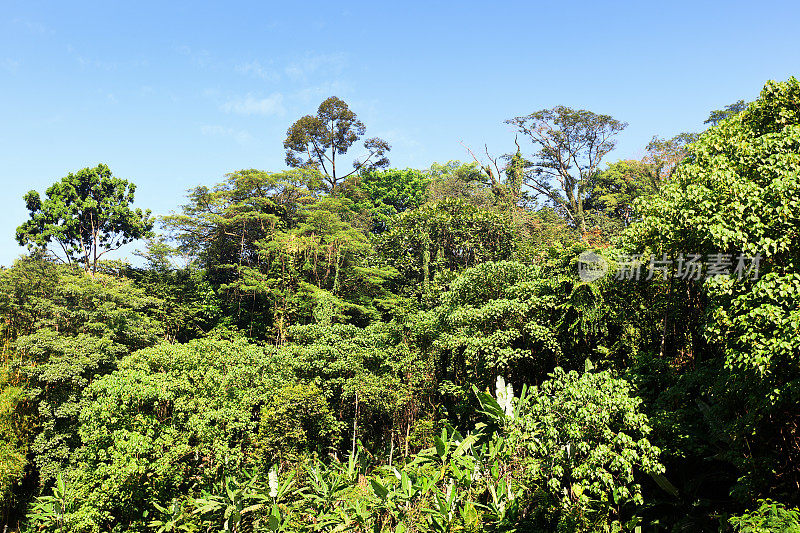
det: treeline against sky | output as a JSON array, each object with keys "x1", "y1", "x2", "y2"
[{"x1": 1, "y1": 80, "x2": 799, "y2": 532}]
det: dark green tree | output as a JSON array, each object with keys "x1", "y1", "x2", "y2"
[
  {"x1": 627, "y1": 77, "x2": 800, "y2": 511},
  {"x1": 376, "y1": 199, "x2": 515, "y2": 304},
  {"x1": 704, "y1": 99, "x2": 748, "y2": 127},
  {"x1": 163, "y1": 169, "x2": 394, "y2": 341},
  {"x1": 16, "y1": 164, "x2": 153, "y2": 274},
  {"x1": 284, "y1": 97, "x2": 391, "y2": 192}
]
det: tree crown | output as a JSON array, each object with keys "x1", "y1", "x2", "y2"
[
  {"x1": 15, "y1": 164, "x2": 153, "y2": 272},
  {"x1": 284, "y1": 96, "x2": 390, "y2": 192}
]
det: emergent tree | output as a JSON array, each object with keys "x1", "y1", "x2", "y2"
[
  {"x1": 284, "y1": 96, "x2": 391, "y2": 192},
  {"x1": 16, "y1": 164, "x2": 153, "y2": 273},
  {"x1": 505, "y1": 106, "x2": 627, "y2": 235}
]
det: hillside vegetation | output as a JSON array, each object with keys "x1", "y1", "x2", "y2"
[{"x1": 2, "y1": 79, "x2": 799, "y2": 532}]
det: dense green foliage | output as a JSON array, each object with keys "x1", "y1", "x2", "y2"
[
  {"x1": 623, "y1": 79, "x2": 800, "y2": 523},
  {"x1": 2, "y1": 83, "x2": 799, "y2": 532},
  {"x1": 16, "y1": 165, "x2": 153, "y2": 273}
]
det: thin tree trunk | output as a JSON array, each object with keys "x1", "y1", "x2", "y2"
[
  {"x1": 351, "y1": 391, "x2": 359, "y2": 458},
  {"x1": 659, "y1": 264, "x2": 676, "y2": 358},
  {"x1": 388, "y1": 430, "x2": 394, "y2": 467},
  {"x1": 333, "y1": 245, "x2": 341, "y2": 295},
  {"x1": 404, "y1": 418, "x2": 411, "y2": 458},
  {"x1": 422, "y1": 237, "x2": 430, "y2": 304}
]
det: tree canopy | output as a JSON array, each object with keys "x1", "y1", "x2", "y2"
[
  {"x1": 16, "y1": 164, "x2": 153, "y2": 273},
  {"x1": 506, "y1": 106, "x2": 627, "y2": 235},
  {"x1": 3, "y1": 81, "x2": 800, "y2": 533},
  {"x1": 284, "y1": 97, "x2": 391, "y2": 192}
]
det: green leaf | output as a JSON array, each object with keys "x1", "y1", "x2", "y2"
[{"x1": 370, "y1": 479, "x2": 389, "y2": 500}]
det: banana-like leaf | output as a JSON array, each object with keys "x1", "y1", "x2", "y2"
[
  {"x1": 649, "y1": 471, "x2": 679, "y2": 498},
  {"x1": 370, "y1": 479, "x2": 389, "y2": 500}
]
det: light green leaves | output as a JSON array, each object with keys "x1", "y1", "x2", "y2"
[{"x1": 511, "y1": 367, "x2": 662, "y2": 528}]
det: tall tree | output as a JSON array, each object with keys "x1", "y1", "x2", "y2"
[
  {"x1": 505, "y1": 106, "x2": 627, "y2": 235},
  {"x1": 587, "y1": 159, "x2": 655, "y2": 229},
  {"x1": 627, "y1": 77, "x2": 800, "y2": 506},
  {"x1": 642, "y1": 132, "x2": 699, "y2": 186},
  {"x1": 16, "y1": 164, "x2": 153, "y2": 274},
  {"x1": 704, "y1": 99, "x2": 748, "y2": 127},
  {"x1": 284, "y1": 96, "x2": 391, "y2": 192}
]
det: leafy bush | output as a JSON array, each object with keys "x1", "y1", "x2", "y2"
[
  {"x1": 257, "y1": 383, "x2": 341, "y2": 463},
  {"x1": 511, "y1": 367, "x2": 662, "y2": 531},
  {"x1": 729, "y1": 499, "x2": 800, "y2": 533},
  {"x1": 49, "y1": 338, "x2": 291, "y2": 532}
]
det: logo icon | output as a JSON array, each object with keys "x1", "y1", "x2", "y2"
[{"x1": 577, "y1": 251, "x2": 608, "y2": 282}]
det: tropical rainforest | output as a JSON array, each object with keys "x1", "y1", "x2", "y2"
[{"x1": 1, "y1": 78, "x2": 799, "y2": 532}]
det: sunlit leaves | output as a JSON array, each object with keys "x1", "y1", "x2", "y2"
[{"x1": 15, "y1": 164, "x2": 153, "y2": 273}]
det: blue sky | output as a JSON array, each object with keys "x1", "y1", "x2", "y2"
[{"x1": 1, "y1": 0, "x2": 798, "y2": 266}]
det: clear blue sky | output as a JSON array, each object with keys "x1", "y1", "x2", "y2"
[{"x1": 1, "y1": 0, "x2": 798, "y2": 267}]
